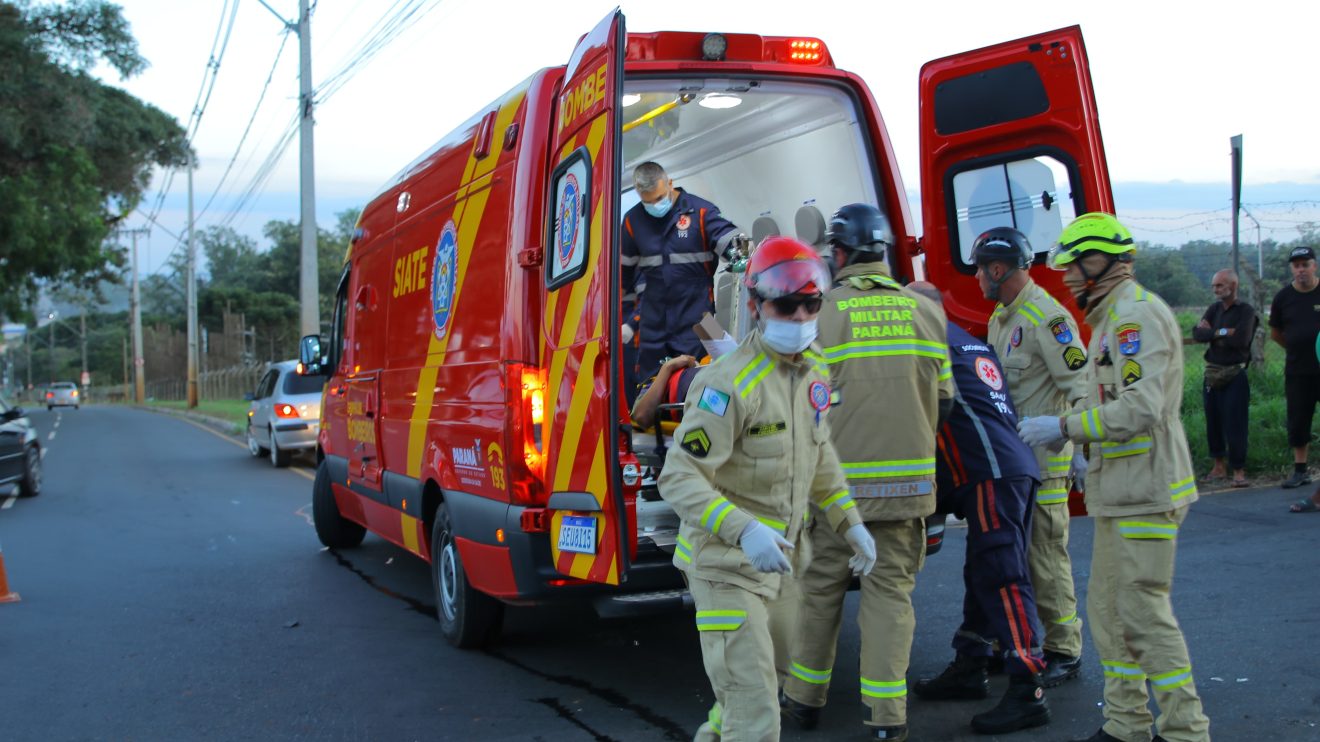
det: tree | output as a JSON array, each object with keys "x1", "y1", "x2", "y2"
[{"x1": 0, "y1": 1, "x2": 190, "y2": 319}]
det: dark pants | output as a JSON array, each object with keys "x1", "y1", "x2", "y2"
[
  {"x1": 636, "y1": 278, "x2": 713, "y2": 382},
  {"x1": 949, "y1": 476, "x2": 1046, "y2": 677},
  {"x1": 1203, "y1": 369, "x2": 1250, "y2": 470},
  {"x1": 1284, "y1": 373, "x2": 1320, "y2": 449}
]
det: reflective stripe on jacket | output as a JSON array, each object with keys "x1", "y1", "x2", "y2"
[
  {"x1": 1064, "y1": 280, "x2": 1198, "y2": 516},
  {"x1": 816, "y1": 263, "x2": 952, "y2": 520}
]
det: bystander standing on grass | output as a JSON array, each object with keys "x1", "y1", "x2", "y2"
[
  {"x1": 1189, "y1": 270, "x2": 1256, "y2": 487},
  {"x1": 1267, "y1": 246, "x2": 1320, "y2": 510}
]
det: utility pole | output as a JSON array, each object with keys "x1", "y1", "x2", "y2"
[
  {"x1": 257, "y1": 0, "x2": 319, "y2": 339},
  {"x1": 79, "y1": 307, "x2": 88, "y2": 391},
  {"x1": 187, "y1": 160, "x2": 198, "y2": 408},
  {"x1": 1230, "y1": 134, "x2": 1243, "y2": 272},
  {"x1": 117, "y1": 226, "x2": 150, "y2": 404},
  {"x1": 298, "y1": 0, "x2": 319, "y2": 339}
]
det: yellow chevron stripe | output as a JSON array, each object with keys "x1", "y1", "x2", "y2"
[
  {"x1": 404, "y1": 90, "x2": 525, "y2": 477},
  {"x1": 554, "y1": 315, "x2": 603, "y2": 491},
  {"x1": 565, "y1": 432, "x2": 608, "y2": 580}
]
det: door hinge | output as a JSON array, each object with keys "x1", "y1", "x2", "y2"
[{"x1": 518, "y1": 246, "x2": 543, "y2": 267}]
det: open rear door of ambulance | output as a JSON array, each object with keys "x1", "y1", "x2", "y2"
[
  {"x1": 541, "y1": 10, "x2": 629, "y2": 585},
  {"x1": 917, "y1": 26, "x2": 1114, "y2": 335}
]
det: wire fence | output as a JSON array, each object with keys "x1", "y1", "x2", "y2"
[{"x1": 91, "y1": 362, "x2": 265, "y2": 403}]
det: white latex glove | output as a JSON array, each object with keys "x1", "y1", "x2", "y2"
[
  {"x1": 1070, "y1": 449, "x2": 1088, "y2": 492},
  {"x1": 621, "y1": 324, "x2": 635, "y2": 344},
  {"x1": 739, "y1": 521, "x2": 793, "y2": 574},
  {"x1": 1018, "y1": 416, "x2": 1066, "y2": 449},
  {"x1": 843, "y1": 523, "x2": 877, "y2": 576}
]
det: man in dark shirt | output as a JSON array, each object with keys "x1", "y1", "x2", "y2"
[
  {"x1": 909, "y1": 282, "x2": 1050, "y2": 736},
  {"x1": 621, "y1": 162, "x2": 742, "y2": 385},
  {"x1": 1269, "y1": 246, "x2": 1320, "y2": 502},
  {"x1": 1192, "y1": 270, "x2": 1256, "y2": 487}
]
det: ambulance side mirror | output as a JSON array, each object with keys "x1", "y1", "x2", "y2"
[{"x1": 298, "y1": 335, "x2": 323, "y2": 376}]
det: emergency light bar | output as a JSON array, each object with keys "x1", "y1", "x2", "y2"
[{"x1": 625, "y1": 32, "x2": 834, "y2": 67}]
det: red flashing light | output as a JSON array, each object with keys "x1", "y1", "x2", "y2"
[{"x1": 787, "y1": 38, "x2": 823, "y2": 64}]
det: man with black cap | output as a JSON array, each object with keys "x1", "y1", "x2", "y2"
[{"x1": 1270, "y1": 245, "x2": 1320, "y2": 504}]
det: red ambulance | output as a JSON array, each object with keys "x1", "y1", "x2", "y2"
[{"x1": 298, "y1": 10, "x2": 1112, "y2": 647}]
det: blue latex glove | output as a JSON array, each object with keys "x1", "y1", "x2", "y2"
[
  {"x1": 844, "y1": 523, "x2": 876, "y2": 576},
  {"x1": 1018, "y1": 415, "x2": 1066, "y2": 449},
  {"x1": 739, "y1": 521, "x2": 793, "y2": 574}
]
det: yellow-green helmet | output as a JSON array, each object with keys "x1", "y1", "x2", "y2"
[{"x1": 1048, "y1": 212, "x2": 1135, "y2": 269}]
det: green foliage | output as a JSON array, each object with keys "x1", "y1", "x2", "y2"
[{"x1": 0, "y1": 1, "x2": 189, "y2": 318}]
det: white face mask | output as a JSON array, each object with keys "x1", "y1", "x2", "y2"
[{"x1": 760, "y1": 317, "x2": 818, "y2": 354}]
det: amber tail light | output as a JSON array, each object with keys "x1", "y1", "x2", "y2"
[{"x1": 506, "y1": 363, "x2": 547, "y2": 506}]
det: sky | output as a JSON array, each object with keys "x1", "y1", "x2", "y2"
[{"x1": 95, "y1": 0, "x2": 1320, "y2": 277}]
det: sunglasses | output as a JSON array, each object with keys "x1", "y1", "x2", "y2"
[{"x1": 768, "y1": 295, "x2": 823, "y2": 315}]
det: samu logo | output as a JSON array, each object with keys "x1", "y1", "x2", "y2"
[{"x1": 432, "y1": 220, "x2": 459, "y2": 339}]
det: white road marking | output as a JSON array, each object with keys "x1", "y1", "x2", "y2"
[
  {"x1": 1, "y1": 495, "x2": 16, "y2": 510},
  {"x1": 46, "y1": 431, "x2": 56, "y2": 441},
  {"x1": 40, "y1": 448, "x2": 47, "y2": 460},
  {"x1": 295, "y1": 503, "x2": 314, "y2": 526}
]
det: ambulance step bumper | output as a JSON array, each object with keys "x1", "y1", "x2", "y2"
[{"x1": 593, "y1": 587, "x2": 692, "y2": 618}]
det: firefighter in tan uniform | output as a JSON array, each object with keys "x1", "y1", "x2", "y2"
[
  {"x1": 659, "y1": 236, "x2": 874, "y2": 742},
  {"x1": 1018, "y1": 213, "x2": 1211, "y2": 742},
  {"x1": 779, "y1": 204, "x2": 951, "y2": 742},
  {"x1": 976, "y1": 227, "x2": 1088, "y2": 687}
]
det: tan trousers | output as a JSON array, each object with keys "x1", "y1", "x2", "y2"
[
  {"x1": 783, "y1": 518, "x2": 925, "y2": 728},
  {"x1": 690, "y1": 574, "x2": 801, "y2": 742},
  {"x1": 1089, "y1": 510, "x2": 1210, "y2": 742},
  {"x1": 1030, "y1": 476, "x2": 1083, "y2": 656}
]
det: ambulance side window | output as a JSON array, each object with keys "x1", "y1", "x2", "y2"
[
  {"x1": 329, "y1": 269, "x2": 349, "y2": 373},
  {"x1": 947, "y1": 152, "x2": 1081, "y2": 273},
  {"x1": 545, "y1": 146, "x2": 592, "y2": 291}
]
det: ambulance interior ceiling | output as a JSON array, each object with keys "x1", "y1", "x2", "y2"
[{"x1": 620, "y1": 79, "x2": 881, "y2": 249}]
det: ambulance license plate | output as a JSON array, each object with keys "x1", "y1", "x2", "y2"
[{"x1": 558, "y1": 516, "x2": 597, "y2": 555}]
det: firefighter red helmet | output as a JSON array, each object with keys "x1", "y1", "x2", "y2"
[{"x1": 743, "y1": 237, "x2": 830, "y2": 300}]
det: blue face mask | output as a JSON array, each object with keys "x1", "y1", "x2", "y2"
[{"x1": 643, "y1": 194, "x2": 673, "y2": 219}]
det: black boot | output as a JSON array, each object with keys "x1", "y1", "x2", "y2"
[
  {"x1": 969, "y1": 673, "x2": 1050, "y2": 735},
  {"x1": 779, "y1": 690, "x2": 820, "y2": 730},
  {"x1": 870, "y1": 724, "x2": 907, "y2": 741},
  {"x1": 1038, "y1": 650, "x2": 1082, "y2": 687},
  {"x1": 913, "y1": 655, "x2": 989, "y2": 700}
]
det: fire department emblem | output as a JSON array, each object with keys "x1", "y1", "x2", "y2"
[
  {"x1": 975, "y1": 356, "x2": 1003, "y2": 390},
  {"x1": 676, "y1": 214, "x2": 691, "y2": 231},
  {"x1": 1049, "y1": 317, "x2": 1074, "y2": 344},
  {"x1": 557, "y1": 173, "x2": 580, "y2": 269},
  {"x1": 432, "y1": 221, "x2": 458, "y2": 339},
  {"x1": 809, "y1": 381, "x2": 830, "y2": 412},
  {"x1": 1010, "y1": 326, "x2": 1023, "y2": 348},
  {"x1": 1117, "y1": 323, "x2": 1141, "y2": 355}
]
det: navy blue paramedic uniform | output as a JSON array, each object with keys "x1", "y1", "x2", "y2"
[
  {"x1": 622, "y1": 188, "x2": 739, "y2": 384},
  {"x1": 936, "y1": 324, "x2": 1047, "y2": 677}
]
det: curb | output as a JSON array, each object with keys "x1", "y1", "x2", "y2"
[{"x1": 133, "y1": 405, "x2": 244, "y2": 440}]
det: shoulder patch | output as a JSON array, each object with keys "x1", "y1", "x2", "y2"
[
  {"x1": 681, "y1": 428, "x2": 712, "y2": 458},
  {"x1": 1122, "y1": 359, "x2": 1142, "y2": 386},
  {"x1": 974, "y1": 357, "x2": 1004, "y2": 390},
  {"x1": 1048, "y1": 316, "x2": 1074, "y2": 344},
  {"x1": 1117, "y1": 323, "x2": 1141, "y2": 355},
  {"x1": 808, "y1": 381, "x2": 830, "y2": 412},
  {"x1": 697, "y1": 387, "x2": 730, "y2": 417},
  {"x1": 1064, "y1": 346, "x2": 1087, "y2": 370}
]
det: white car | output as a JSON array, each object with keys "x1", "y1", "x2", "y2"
[
  {"x1": 245, "y1": 361, "x2": 325, "y2": 467},
  {"x1": 44, "y1": 381, "x2": 79, "y2": 410}
]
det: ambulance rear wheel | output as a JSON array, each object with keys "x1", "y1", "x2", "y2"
[
  {"x1": 432, "y1": 502, "x2": 503, "y2": 648},
  {"x1": 312, "y1": 461, "x2": 365, "y2": 548}
]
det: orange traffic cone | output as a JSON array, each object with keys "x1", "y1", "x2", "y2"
[{"x1": 0, "y1": 540, "x2": 20, "y2": 603}]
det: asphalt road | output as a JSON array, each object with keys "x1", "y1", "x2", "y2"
[{"x1": 1, "y1": 405, "x2": 1317, "y2": 741}]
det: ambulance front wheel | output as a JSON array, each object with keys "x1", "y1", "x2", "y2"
[
  {"x1": 432, "y1": 501, "x2": 503, "y2": 648},
  {"x1": 312, "y1": 460, "x2": 365, "y2": 549}
]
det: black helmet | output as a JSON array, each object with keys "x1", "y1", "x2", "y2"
[
  {"x1": 827, "y1": 203, "x2": 894, "y2": 254},
  {"x1": 971, "y1": 227, "x2": 1032, "y2": 270}
]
